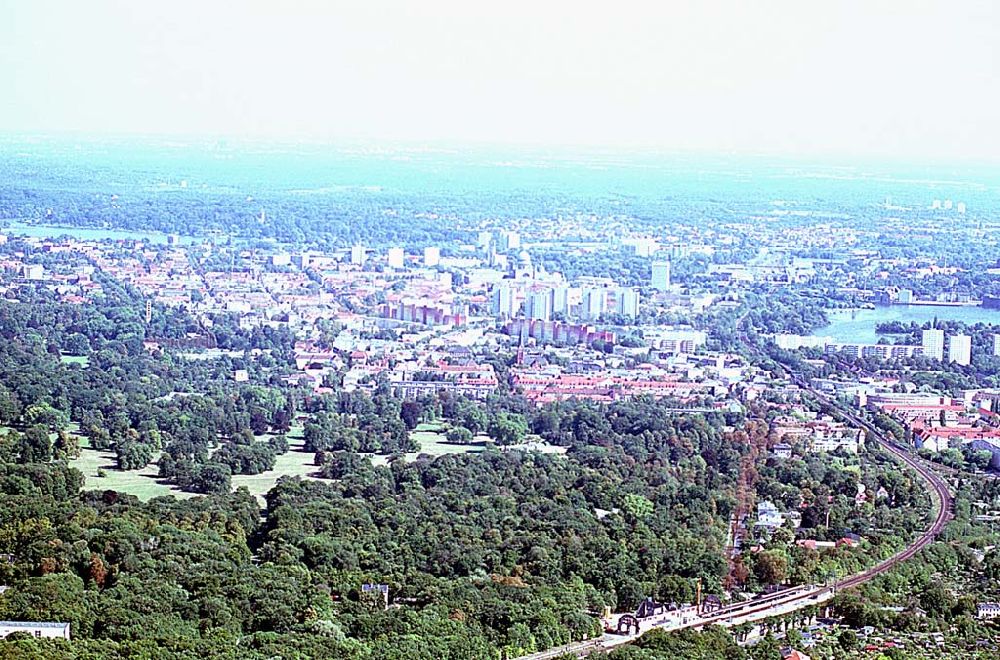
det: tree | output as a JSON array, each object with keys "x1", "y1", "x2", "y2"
[
  {"x1": 487, "y1": 412, "x2": 528, "y2": 446},
  {"x1": 0, "y1": 385, "x2": 22, "y2": 425},
  {"x1": 400, "y1": 401, "x2": 422, "y2": 430},
  {"x1": 753, "y1": 551, "x2": 788, "y2": 586},
  {"x1": 446, "y1": 426, "x2": 474, "y2": 445},
  {"x1": 18, "y1": 425, "x2": 52, "y2": 463},
  {"x1": 190, "y1": 462, "x2": 232, "y2": 494}
]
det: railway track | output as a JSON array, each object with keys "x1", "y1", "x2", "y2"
[{"x1": 517, "y1": 364, "x2": 954, "y2": 660}]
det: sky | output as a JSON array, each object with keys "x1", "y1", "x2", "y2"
[{"x1": 1, "y1": 0, "x2": 998, "y2": 161}]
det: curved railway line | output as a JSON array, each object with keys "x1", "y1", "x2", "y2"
[{"x1": 517, "y1": 366, "x2": 954, "y2": 660}]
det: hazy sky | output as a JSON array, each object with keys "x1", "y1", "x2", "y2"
[{"x1": 2, "y1": 0, "x2": 998, "y2": 160}]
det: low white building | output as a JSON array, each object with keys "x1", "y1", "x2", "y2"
[
  {"x1": 0, "y1": 621, "x2": 71, "y2": 639},
  {"x1": 977, "y1": 602, "x2": 1000, "y2": 619}
]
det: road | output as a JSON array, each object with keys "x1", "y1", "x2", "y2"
[{"x1": 516, "y1": 365, "x2": 954, "y2": 660}]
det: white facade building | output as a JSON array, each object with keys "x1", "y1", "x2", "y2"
[
  {"x1": 922, "y1": 329, "x2": 944, "y2": 361},
  {"x1": 651, "y1": 261, "x2": 671, "y2": 291},
  {"x1": 949, "y1": 334, "x2": 972, "y2": 366},
  {"x1": 387, "y1": 247, "x2": 405, "y2": 270}
]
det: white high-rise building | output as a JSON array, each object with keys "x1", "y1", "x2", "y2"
[
  {"x1": 387, "y1": 247, "x2": 405, "y2": 269},
  {"x1": 497, "y1": 230, "x2": 521, "y2": 252},
  {"x1": 617, "y1": 288, "x2": 640, "y2": 319},
  {"x1": 478, "y1": 231, "x2": 493, "y2": 251},
  {"x1": 994, "y1": 334, "x2": 1000, "y2": 357},
  {"x1": 651, "y1": 261, "x2": 671, "y2": 291},
  {"x1": 581, "y1": 288, "x2": 607, "y2": 320},
  {"x1": 423, "y1": 246, "x2": 441, "y2": 267},
  {"x1": 633, "y1": 238, "x2": 660, "y2": 257},
  {"x1": 350, "y1": 244, "x2": 366, "y2": 266},
  {"x1": 957, "y1": 202, "x2": 967, "y2": 214},
  {"x1": 552, "y1": 286, "x2": 570, "y2": 315},
  {"x1": 527, "y1": 289, "x2": 553, "y2": 321},
  {"x1": 492, "y1": 285, "x2": 517, "y2": 318},
  {"x1": 949, "y1": 334, "x2": 972, "y2": 366},
  {"x1": 922, "y1": 329, "x2": 944, "y2": 361}
]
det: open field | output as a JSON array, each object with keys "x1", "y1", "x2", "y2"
[
  {"x1": 70, "y1": 437, "x2": 193, "y2": 501},
  {"x1": 67, "y1": 421, "x2": 488, "y2": 505},
  {"x1": 228, "y1": 426, "x2": 325, "y2": 503},
  {"x1": 369, "y1": 421, "x2": 487, "y2": 466},
  {"x1": 59, "y1": 354, "x2": 89, "y2": 367}
]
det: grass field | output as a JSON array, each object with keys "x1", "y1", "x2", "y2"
[
  {"x1": 229, "y1": 426, "x2": 324, "y2": 504},
  {"x1": 369, "y1": 421, "x2": 487, "y2": 466},
  {"x1": 59, "y1": 354, "x2": 90, "y2": 367},
  {"x1": 67, "y1": 421, "x2": 486, "y2": 505},
  {"x1": 70, "y1": 436, "x2": 193, "y2": 501}
]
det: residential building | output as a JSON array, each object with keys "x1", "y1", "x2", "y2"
[
  {"x1": 527, "y1": 289, "x2": 553, "y2": 321},
  {"x1": 581, "y1": 288, "x2": 607, "y2": 321},
  {"x1": 949, "y1": 334, "x2": 971, "y2": 366},
  {"x1": 492, "y1": 285, "x2": 518, "y2": 318},
  {"x1": 651, "y1": 261, "x2": 671, "y2": 291},
  {"x1": 552, "y1": 285, "x2": 569, "y2": 314},
  {"x1": 23, "y1": 264, "x2": 44, "y2": 280},
  {"x1": 994, "y1": 334, "x2": 1000, "y2": 357},
  {"x1": 497, "y1": 230, "x2": 520, "y2": 251},
  {"x1": 977, "y1": 603, "x2": 1000, "y2": 619},
  {"x1": 617, "y1": 288, "x2": 640, "y2": 318},
  {"x1": 387, "y1": 247, "x2": 405, "y2": 269},
  {"x1": 921, "y1": 328, "x2": 944, "y2": 361},
  {"x1": 646, "y1": 328, "x2": 706, "y2": 355},
  {"x1": 423, "y1": 246, "x2": 440, "y2": 267},
  {"x1": 350, "y1": 244, "x2": 366, "y2": 266}
]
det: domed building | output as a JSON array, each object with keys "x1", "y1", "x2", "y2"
[{"x1": 513, "y1": 249, "x2": 535, "y2": 279}]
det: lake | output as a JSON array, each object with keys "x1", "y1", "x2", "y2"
[
  {"x1": 2, "y1": 222, "x2": 196, "y2": 245},
  {"x1": 815, "y1": 305, "x2": 1000, "y2": 344}
]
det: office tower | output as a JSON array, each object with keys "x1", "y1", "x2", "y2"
[
  {"x1": 527, "y1": 289, "x2": 553, "y2": 321},
  {"x1": 423, "y1": 246, "x2": 441, "y2": 267},
  {"x1": 921, "y1": 329, "x2": 944, "y2": 361},
  {"x1": 387, "y1": 247, "x2": 405, "y2": 269},
  {"x1": 351, "y1": 244, "x2": 366, "y2": 266},
  {"x1": 581, "y1": 288, "x2": 607, "y2": 321},
  {"x1": 552, "y1": 285, "x2": 569, "y2": 315},
  {"x1": 617, "y1": 288, "x2": 640, "y2": 319},
  {"x1": 651, "y1": 261, "x2": 671, "y2": 291},
  {"x1": 492, "y1": 285, "x2": 516, "y2": 317},
  {"x1": 948, "y1": 334, "x2": 971, "y2": 366}
]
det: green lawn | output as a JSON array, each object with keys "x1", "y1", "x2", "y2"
[
  {"x1": 369, "y1": 421, "x2": 487, "y2": 466},
  {"x1": 67, "y1": 421, "x2": 486, "y2": 505},
  {"x1": 229, "y1": 426, "x2": 325, "y2": 504},
  {"x1": 60, "y1": 354, "x2": 90, "y2": 367},
  {"x1": 71, "y1": 426, "x2": 325, "y2": 506},
  {"x1": 70, "y1": 436, "x2": 193, "y2": 501}
]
